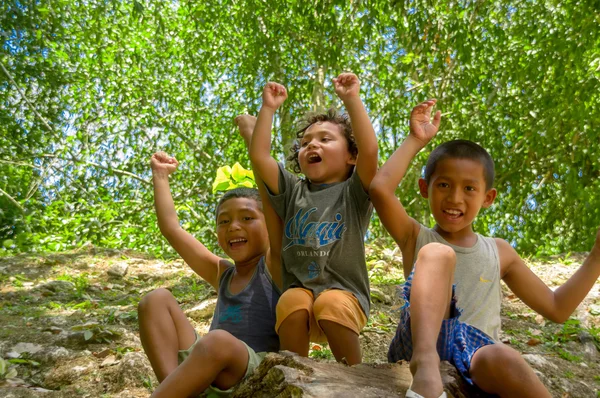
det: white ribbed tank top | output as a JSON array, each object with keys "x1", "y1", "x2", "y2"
[{"x1": 415, "y1": 225, "x2": 502, "y2": 341}]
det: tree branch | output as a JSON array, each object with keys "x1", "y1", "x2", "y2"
[
  {"x1": 0, "y1": 62, "x2": 55, "y2": 134},
  {"x1": 0, "y1": 187, "x2": 25, "y2": 213}
]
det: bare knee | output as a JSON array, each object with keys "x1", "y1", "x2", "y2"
[
  {"x1": 472, "y1": 344, "x2": 527, "y2": 380},
  {"x1": 415, "y1": 243, "x2": 456, "y2": 271},
  {"x1": 191, "y1": 330, "x2": 240, "y2": 364},
  {"x1": 281, "y1": 309, "x2": 309, "y2": 328},
  {"x1": 138, "y1": 288, "x2": 175, "y2": 314}
]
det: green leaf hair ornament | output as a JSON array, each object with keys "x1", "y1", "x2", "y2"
[{"x1": 212, "y1": 163, "x2": 255, "y2": 194}]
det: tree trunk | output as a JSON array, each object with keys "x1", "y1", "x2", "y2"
[{"x1": 232, "y1": 351, "x2": 490, "y2": 397}]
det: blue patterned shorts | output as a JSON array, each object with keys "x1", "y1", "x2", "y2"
[{"x1": 387, "y1": 271, "x2": 495, "y2": 384}]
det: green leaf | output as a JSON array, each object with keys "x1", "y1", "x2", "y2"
[{"x1": 84, "y1": 330, "x2": 94, "y2": 341}]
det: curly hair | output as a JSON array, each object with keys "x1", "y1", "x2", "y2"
[{"x1": 286, "y1": 108, "x2": 357, "y2": 174}]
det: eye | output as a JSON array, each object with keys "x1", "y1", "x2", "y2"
[
  {"x1": 301, "y1": 141, "x2": 308, "y2": 147},
  {"x1": 465, "y1": 186, "x2": 476, "y2": 192},
  {"x1": 437, "y1": 182, "x2": 449, "y2": 188},
  {"x1": 243, "y1": 216, "x2": 254, "y2": 221},
  {"x1": 321, "y1": 137, "x2": 330, "y2": 142},
  {"x1": 218, "y1": 219, "x2": 229, "y2": 225}
]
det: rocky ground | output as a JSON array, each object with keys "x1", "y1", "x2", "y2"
[{"x1": 0, "y1": 244, "x2": 598, "y2": 397}]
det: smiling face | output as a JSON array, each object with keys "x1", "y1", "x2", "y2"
[
  {"x1": 216, "y1": 197, "x2": 269, "y2": 264},
  {"x1": 298, "y1": 121, "x2": 356, "y2": 184},
  {"x1": 419, "y1": 157, "x2": 497, "y2": 244}
]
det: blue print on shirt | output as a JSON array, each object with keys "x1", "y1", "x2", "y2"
[
  {"x1": 308, "y1": 261, "x2": 320, "y2": 279},
  {"x1": 284, "y1": 208, "x2": 346, "y2": 250},
  {"x1": 219, "y1": 304, "x2": 242, "y2": 324}
]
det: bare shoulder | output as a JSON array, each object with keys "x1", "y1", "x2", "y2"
[{"x1": 494, "y1": 237, "x2": 521, "y2": 278}]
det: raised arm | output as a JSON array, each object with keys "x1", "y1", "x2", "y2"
[
  {"x1": 235, "y1": 115, "x2": 283, "y2": 290},
  {"x1": 249, "y1": 82, "x2": 288, "y2": 195},
  {"x1": 151, "y1": 152, "x2": 223, "y2": 289},
  {"x1": 332, "y1": 73, "x2": 378, "y2": 191},
  {"x1": 369, "y1": 100, "x2": 441, "y2": 275},
  {"x1": 500, "y1": 228, "x2": 600, "y2": 323}
]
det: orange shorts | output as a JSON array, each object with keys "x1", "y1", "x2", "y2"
[{"x1": 275, "y1": 287, "x2": 367, "y2": 343}]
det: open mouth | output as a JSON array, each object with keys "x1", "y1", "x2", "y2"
[
  {"x1": 443, "y1": 209, "x2": 463, "y2": 220},
  {"x1": 229, "y1": 238, "x2": 247, "y2": 249},
  {"x1": 307, "y1": 154, "x2": 322, "y2": 164}
]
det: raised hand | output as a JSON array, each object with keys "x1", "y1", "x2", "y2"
[
  {"x1": 262, "y1": 82, "x2": 287, "y2": 111},
  {"x1": 235, "y1": 114, "x2": 257, "y2": 145},
  {"x1": 150, "y1": 151, "x2": 179, "y2": 175},
  {"x1": 409, "y1": 99, "x2": 442, "y2": 146},
  {"x1": 333, "y1": 72, "x2": 360, "y2": 101}
]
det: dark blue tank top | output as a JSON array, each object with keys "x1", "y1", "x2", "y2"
[{"x1": 209, "y1": 257, "x2": 280, "y2": 352}]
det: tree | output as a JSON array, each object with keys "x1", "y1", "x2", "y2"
[{"x1": 1, "y1": 0, "x2": 598, "y2": 256}]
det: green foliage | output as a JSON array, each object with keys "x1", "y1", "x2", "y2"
[
  {"x1": 71, "y1": 322, "x2": 121, "y2": 343},
  {"x1": 1, "y1": 0, "x2": 599, "y2": 257},
  {"x1": 0, "y1": 357, "x2": 17, "y2": 381},
  {"x1": 308, "y1": 343, "x2": 334, "y2": 360}
]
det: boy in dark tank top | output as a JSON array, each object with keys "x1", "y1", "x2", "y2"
[
  {"x1": 370, "y1": 99, "x2": 600, "y2": 398},
  {"x1": 139, "y1": 124, "x2": 283, "y2": 397}
]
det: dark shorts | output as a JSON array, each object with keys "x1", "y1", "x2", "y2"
[{"x1": 387, "y1": 271, "x2": 495, "y2": 384}]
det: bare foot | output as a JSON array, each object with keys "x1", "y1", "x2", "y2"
[{"x1": 409, "y1": 354, "x2": 444, "y2": 398}]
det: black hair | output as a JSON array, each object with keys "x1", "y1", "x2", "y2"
[
  {"x1": 215, "y1": 187, "x2": 262, "y2": 218},
  {"x1": 286, "y1": 108, "x2": 357, "y2": 174},
  {"x1": 424, "y1": 140, "x2": 495, "y2": 190}
]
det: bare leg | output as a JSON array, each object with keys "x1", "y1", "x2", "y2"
[
  {"x1": 138, "y1": 288, "x2": 197, "y2": 382},
  {"x1": 278, "y1": 309, "x2": 310, "y2": 356},
  {"x1": 470, "y1": 344, "x2": 551, "y2": 398},
  {"x1": 319, "y1": 320, "x2": 361, "y2": 365},
  {"x1": 151, "y1": 330, "x2": 249, "y2": 398},
  {"x1": 409, "y1": 243, "x2": 455, "y2": 398}
]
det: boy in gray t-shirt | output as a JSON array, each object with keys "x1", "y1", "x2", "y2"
[{"x1": 249, "y1": 72, "x2": 378, "y2": 365}]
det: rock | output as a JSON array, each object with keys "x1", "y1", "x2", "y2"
[
  {"x1": 370, "y1": 287, "x2": 392, "y2": 305},
  {"x1": 137, "y1": 273, "x2": 152, "y2": 281},
  {"x1": 43, "y1": 356, "x2": 97, "y2": 389},
  {"x1": 107, "y1": 262, "x2": 128, "y2": 278},
  {"x1": 185, "y1": 298, "x2": 218, "y2": 321},
  {"x1": 100, "y1": 355, "x2": 119, "y2": 368},
  {"x1": 94, "y1": 348, "x2": 112, "y2": 359},
  {"x1": 10, "y1": 342, "x2": 44, "y2": 356},
  {"x1": 38, "y1": 280, "x2": 75, "y2": 293},
  {"x1": 31, "y1": 346, "x2": 72, "y2": 363},
  {"x1": 523, "y1": 354, "x2": 558, "y2": 371},
  {"x1": 578, "y1": 331, "x2": 598, "y2": 360},
  {"x1": 116, "y1": 352, "x2": 154, "y2": 389}
]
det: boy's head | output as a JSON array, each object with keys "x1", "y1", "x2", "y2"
[
  {"x1": 418, "y1": 140, "x2": 497, "y2": 234},
  {"x1": 215, "y1": 188, "x2": 269, "y2": 264},
  {"x1": 287, "y1": 108, "x2": 357, "y2": 184}
]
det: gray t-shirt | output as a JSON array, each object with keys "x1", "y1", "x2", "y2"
[
  {"x1": 267, "y1": 163, "x2": 373, "y2": 317},
  {"x1": 210, "y1": 256, "x2": 281, "y2": 352},
  {"x1": 415, "y1": 225, "x2": 502, "y2": 341}
]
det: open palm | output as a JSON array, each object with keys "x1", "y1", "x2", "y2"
[{"x1": 409, "y1": 99, "x2": 441, "y2": 145}]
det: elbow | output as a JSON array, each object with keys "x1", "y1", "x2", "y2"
[
  {"x1": 368, "y1": 180, "x2": 386, "y2": 201},
  {"x1": 158, "y1": 223, "x2": 180, "y2": 239},
  {"x1": 548, "y1": 312, "x2": 570, "y2": 324}
]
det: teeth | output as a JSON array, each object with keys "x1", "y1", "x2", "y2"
[
  {"x1": 309, "y1": 154, "x2": 319, "y2": 159},
  {"x1": 229, "y1": 238, "x2": 246, "y2": 244},
  {"x1": 445, "y1": 209, "x2": 462, "y2": 215}
]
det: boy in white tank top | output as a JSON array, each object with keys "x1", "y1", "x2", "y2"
[{"x1": 370, "y1": 99, "x2": 600, "y2": 398}]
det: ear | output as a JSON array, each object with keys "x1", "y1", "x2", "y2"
[
  {"x1": 482, "y1": 188, "x2": 497, "y2": 208},
  {"x1": 347, "y1": 153, "x2": 357, "y2": 166},
  {"x1": 418, "y1": 178, "x2": 429, "y2": 198}
]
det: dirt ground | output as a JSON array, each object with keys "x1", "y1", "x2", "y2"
[{"x1": 0, "y1": 245, "x2": 598, "y2": 397}]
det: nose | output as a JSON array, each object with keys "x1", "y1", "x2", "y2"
[
  {"x1": 448, "y1": 186, "x2": 463, "y2": 204},
  {"x1": 306, "y1": 138, "x2": 319, "y2": 149},
  {"x1": 228, "y1": 219, "x2": 242, "y2": 231}
]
